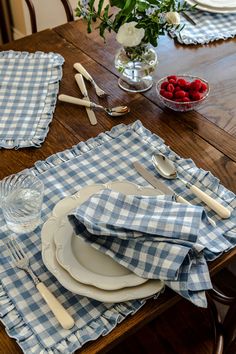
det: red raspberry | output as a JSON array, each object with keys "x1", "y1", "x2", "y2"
[
  {"x1": 191, "y1": 91, "x2": 202, "y2": 101},
  {"x1": 174, "y1": 86, "x2": 181, "y2": 92},
  {"x1": 182, "y1": 97, "x2": 190, "y2": 102},
  {"x1": 190, "y1": 79, "x2": 202, "y2": 92},
  {"x1": 162, "y1": 91, "x2": 173, "y2": 100},
  {"x1": 199, "y1": 82, "x2": 208, "y2": 92},
  {"x1": 175, "y1": 98, "x2": 184, "y2": 102},
  {"x1": 184, "y1": 92, "x2": 189, "y2": 98},
  {"x1": 176, "y1": 79, "x2": 187, "y2": 88},
  {"x1": 184, "y1": 82, "x2": 191, "y2": 91},
  {"x1": 168, "y1": 78, "x2": 176, "y2": 85},
  {"x1": 167, "y1": 84, "x2": 175, "y2": 93},
  {"x1": 160, "y1": 89, "x2": 166, "y2": 96},
  {"x1": 167, "y1": 75, "x2": 177, "y2": 82},
  {"x1": 160, "y1": 81, "x2": 169, "y2": 90},
  {"x1": 174, "y1": 90, "x2": 186, "y2": 99}
]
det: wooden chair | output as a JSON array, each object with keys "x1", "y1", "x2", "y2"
[
  {"x1": 24, "y1": 0, "x2": 74, "y2": 33},
  {"x1": 209, "y1": 267, "x2": 236, "y2": 354}
]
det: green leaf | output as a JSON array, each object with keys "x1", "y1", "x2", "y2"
[
  {"x1": 97, "y1": 0, "x2": 105, "y2": 16},
  {"x1": 110, "y1": 0, "x2": 126, "y2": 8},
  {"x1": 88, "y1": 0, "x2": 96, "y2": 10},
  {"x1": 122, "y1": 0, "x2": 137, "y2": 15}
]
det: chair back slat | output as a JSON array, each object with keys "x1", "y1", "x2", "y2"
[{"x1": 24, "y1": 0, "x2": 74, "y2": 34}]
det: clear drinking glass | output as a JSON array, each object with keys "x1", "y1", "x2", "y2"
[{"x1": 0, "y1": 173, "x2": 44, "y2": 234}]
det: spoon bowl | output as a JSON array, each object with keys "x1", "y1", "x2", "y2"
[
  {"x1": 105, "y1": 106, "x2": 130, "y2": 116},
  {"x1": 152, "y1": 153, "x2": 231, "y2": 219},
  {"x1": 152, "y1": 154, "x2": 176, "y2": 179}
]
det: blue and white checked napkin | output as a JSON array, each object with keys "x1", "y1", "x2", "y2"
[
  {"x1": 69, "y1": 190, "x2": 214, "y2": 303},
  {"x1": 0, "y1": 121, "x2": 235, "y2": 354},
  {"x1": 171, "y1": 10, "x2": 236, "y2": 44},
  {"x1": 0, "y1": 51, "x2": 64, "y2": 149}
]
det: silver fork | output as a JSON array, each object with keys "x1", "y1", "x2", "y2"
[
  {"x1": 74, "y1": 62, "x2": 108, "y2": 97},
  {"x1": 6, "y1": 238, "x2": 74, "y2": 330}
]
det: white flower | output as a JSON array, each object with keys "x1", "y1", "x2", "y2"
[
  {"x1": 165, "y1": 12, "x2": 181, "y2": 25},
  {"x1": 116, "y1": 22, "x2": 145, "y2": 47}
]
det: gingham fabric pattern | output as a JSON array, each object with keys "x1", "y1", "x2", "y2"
[
  {"x1": 0, "y1": 51, "x2": 64, "y2": 149},
  {"x1": 69, "y1": 190, "x2": 214, "y2": 303},
  {"x1": 171, "y1": 10, "x2": 236, "y2": 44},
  {"x1": 0, "y1": 121, "x2": 235, "y2": 353}
]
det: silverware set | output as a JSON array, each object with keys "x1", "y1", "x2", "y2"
[
  {"x1": 152, "y1": 154, "x2": 231, "y2": 219},
  {"x1": 58, "y1": 62, "x2": 130, "y2": 125},
  {"x1": 134, "y1": 156, "x2": 232, "y2": 224}
]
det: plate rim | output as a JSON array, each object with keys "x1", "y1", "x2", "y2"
[
  {"x1": 185, "y1": 0, "x2": 236, "y2": 13},
  {"x1": 41, "y1": 181, "x2": 165, "y2": 302},
  {"x1": 194, "y1": 0, "x2": 236, "y2": 9},
  {"x1": 54, "y1": 214, "x2": 148, "y2": 290}
]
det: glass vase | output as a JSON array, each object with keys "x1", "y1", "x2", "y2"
[{"x1": 114, "y1": 44, "x2": 158, "y2": 93}]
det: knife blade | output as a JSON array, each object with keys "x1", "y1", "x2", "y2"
[
  {"x1": 133, "y1": 161, "x2": 190, "y2": 205},
  {"x1": 75, "y1": 74, "x2": 97, "y2": 125}
]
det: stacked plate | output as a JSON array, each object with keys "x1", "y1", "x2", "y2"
[
  {"x1": 41, "y1": 181, "x2": 164, "y2": 303},
  {"x1": 185, "y1": 0, "x2": 236, "y2": 13}
]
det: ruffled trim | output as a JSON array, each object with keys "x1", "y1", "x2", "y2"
[
  {"x1": 0, "y1": 281, "x2": 162, "y2": 353},
  {"x1": 0, "y1": 51, "x2": 64, "y2": 149},
  {"x1": 30, "y1": 121, "x2": 164, "y2": 174},
  {"x1": 171, "y1": 30, "x2": 236, "y2": 45},
  {"x1": 170, "y1": 11, "x2": 236, "y2": 45},
  {"x1": 28, "y1": 120, "x2": 235, "y2": 204}
]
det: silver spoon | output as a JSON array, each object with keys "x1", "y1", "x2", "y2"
[
  {"x1": 58, "y1": 94, "x2": 130, "y2": 117},
  {"x1": 152, "y1": 153, "x2": 231, "y2": 219}
]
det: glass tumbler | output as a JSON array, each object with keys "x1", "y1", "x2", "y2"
[{"x1": 0, "y1": 173, "x2": 44, "y2": 234}]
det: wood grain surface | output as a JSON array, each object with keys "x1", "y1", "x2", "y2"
[{"x1": 0, "y1": 20, "x2": 236, "y2": 354}]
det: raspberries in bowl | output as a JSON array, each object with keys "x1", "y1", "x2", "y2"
[{"x1": 156, "y1": 75, "x2": 210, "y2": 112}]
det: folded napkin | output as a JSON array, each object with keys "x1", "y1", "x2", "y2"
[
  {"x1": 0, "y1": 51, "x2": 64, "y2": 149},
  {"x1": 68, "y1": 189, "x2": 214, "y2": 307},
  {"x1": 170, "y1": 10, "x2": 236, "y2": 44}
]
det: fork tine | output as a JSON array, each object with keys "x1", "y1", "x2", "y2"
[
  {"x1": 6, "y1": 240, "x2": 19, "y2": 263},
  {"x1": 12, "y1": 238, "x2": 25, "y2": 259},
  {"x1": 6, "y1": 238, "x2": 25, "y2": 261}
]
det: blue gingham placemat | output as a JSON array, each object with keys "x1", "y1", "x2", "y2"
[
  {"x1": 0, "y1": 51, "x2": 64, "y2": 149},
  {"x1": 0, "y1": 121, "x2": 235, "y2": 353},
  {"x1": 171, "y1": 10, "x2": 236, "y2": 44}
]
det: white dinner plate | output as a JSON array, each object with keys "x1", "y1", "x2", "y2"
[
  {"x1": 54, "y1": 215, "x2": 147, "y2": 290},
  {"x1": 41, "y1": 181, "x2": 164, "y2": 302},
  {"x1": 185, "y1": 0, "x2": 236, "y2": 13},
  {"x1": 195, "y1": 0, "x2": 236, "y2": 9}
]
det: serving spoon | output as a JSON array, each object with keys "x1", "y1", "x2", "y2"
[
  {"x1": 152, "y1": 153, "x2": 231, "y2": 219},
  {"x1": 58, "y1": 94, "x2": 130, "y2": 117}
]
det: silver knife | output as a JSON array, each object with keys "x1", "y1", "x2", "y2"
[
  {"x1": 75, "y1": 74, "x2": 98, "y2": 125},
  {"x1": 133, "y1": 161, "x2": 191, "y2": 205},
  {"x1": 133, "y1": 161, "x2": 216, "y2": 227}
]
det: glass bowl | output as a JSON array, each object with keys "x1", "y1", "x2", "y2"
[{"x1": 156, "y1": 75, "x2": 210, "y2": 112}]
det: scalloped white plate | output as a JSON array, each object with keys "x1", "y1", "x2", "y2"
[
  {"x1": 54, "y1": 215, "x2": 147, "y2": 290},
  {"x1": 185, "y1": 0, "x2": 236, "y2": 13},
  {"x1": 195, "y1": 0, "x2": 236, "y2": 9},
  {"x1": 41, "y1": 182, "x2": 164, "y2": 302}
]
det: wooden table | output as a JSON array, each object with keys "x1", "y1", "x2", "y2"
[{"x1": 0, "y1": 19, "x2": 236, "y2": 354}]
